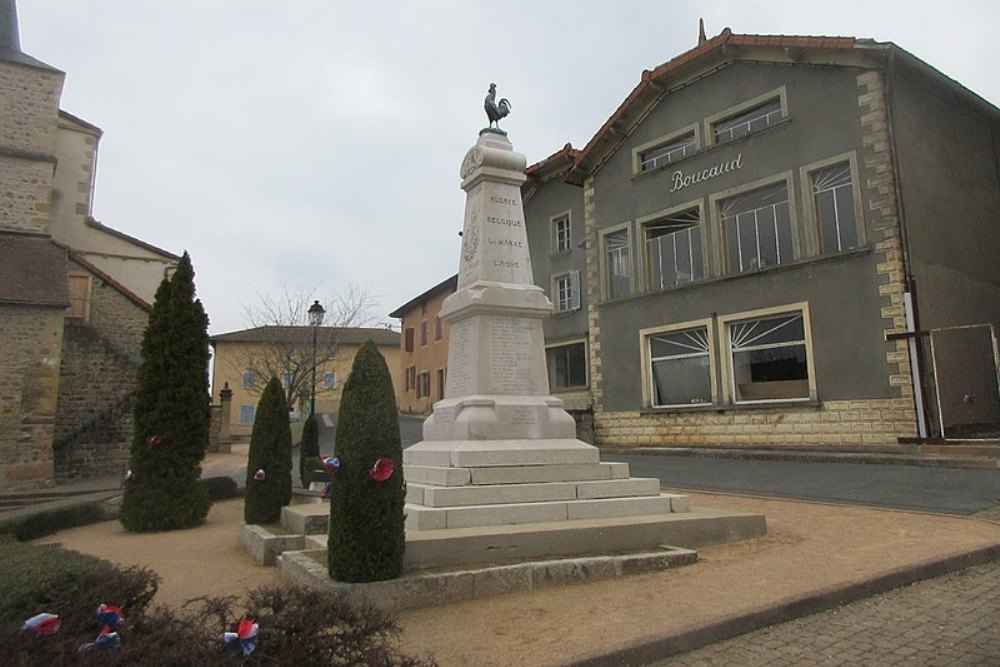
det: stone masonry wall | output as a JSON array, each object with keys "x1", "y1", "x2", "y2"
[
  {"x1": 596, "y1": 399, "x2": 918, "y2": 448},
  {"x1": 53, "y1": 264, "x2": 149, "y2": 477},
  {"x1": 0, "y1": 60, "x2": 63, "y2": 234},
  {"x1": 0, "y1": 305, "x2": 64, "y2": 488}
]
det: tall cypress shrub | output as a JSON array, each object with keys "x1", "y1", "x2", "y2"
[
  {"x1": 120, "y1": 252, "x2": 211, "y2": 532},
  {"x1": 299, "y1": 413, "x2": 319, "y2": 488},
  {"x1": 244, "y1": 376, "x2": 293, "y2": 524},
  {"x1": 328, "y1": 340, "x2": 405, "y2": 582}
]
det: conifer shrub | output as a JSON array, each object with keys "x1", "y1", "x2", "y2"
[
  {"x1": 328, "y1": 340, "x2": 405, "y2": 582},
  {"x1": 299, "y1": 413, "x2": 320, "y2": 488},
  {"x1": 119, "y1": 252, "x2": 211, "y2": 532},
  {"x1": 244, "y1": 377, "x2": 293, "y2": 524}
]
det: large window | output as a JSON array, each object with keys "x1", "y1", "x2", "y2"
[
  {"x1": 712, "y1": 97, "x2": 782, "y2": 144},
  {"x1": 553, "y1": 270, "x2": 581, "y2": 312},
  {"x1": 322, "y1": 372, "x2": 337, "y2": 390},
  {"x1": 552, "y1": 213, "x2": 571, "y2": 253},
  {"x1": 604, "y1": 228, "x2": 632, "y2": 299},
  {"x1": 811, "y1": 162, "x2": 859, "y2": 253},
  {"x1": 242, "y1": 371, "x2": 255, "y2": 389},
  {"x1": 639, "y1": 133, "x2": 696, "y2": 172},
  {"x1": 404, "y1": 328, "x2": 414, "y2": 353},
  {"x1": 726, "y1": 310, "x2": 811, "y2": 402},
  {"x1": 416, "y1": 371, "x2": 431, "y2": 399},
  {"x1": 644, "y1": 209, "x2": 703, "y2": 290},
  {"x1": 647, "y1": 326, "x2": 712, "y2": 407},
  {"x1": 546, "y1": 342, "x2": 587, "y2": 390},
  {"x1": 721, "y1": 182, "x2": 793, "y2": 274}
]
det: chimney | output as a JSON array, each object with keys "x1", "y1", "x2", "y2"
[{"x1": 698, "y1": 18, "x2": 707, "y2": 46}]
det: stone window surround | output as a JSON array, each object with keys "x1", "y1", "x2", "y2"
[
  {"x1": 798, "y1": 150, "x2": 866, "y2": 256},
  {"x1": 708, "y1": 169, "x2": 799, "y2": 277},
  {"x1": 705, "y1": 86, "x2": 789, "y2": 147},
  {"x1": 598, "y1": 220, "x2": 634, "y2": 301},
  {"x1": 639, "y1": 316, "x2": 717, "y2": 409},
  {"x1": 631, "y1": 122, "x2": 701, "y2": 175},
  {"x1": 636, "y1": 302, "x2": 816, "y2": 410},
  {"x1": 637, "y1": 198, "x2": 706, "y2": 291},
  {"x1": 718, "y1": 301, "x2": 817, "y2": 405}
]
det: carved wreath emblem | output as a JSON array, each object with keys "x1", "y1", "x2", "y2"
[
  {"x1": 460, "y1": 147, "x2": 484, "y2": 180},
  {"x1": 462, "y1": 214, "x2": 480, "y2": 263}
]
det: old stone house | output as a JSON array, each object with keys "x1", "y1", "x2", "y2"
[{"x1": 0, "y1": 1, "x2": 178, "y2": 487}]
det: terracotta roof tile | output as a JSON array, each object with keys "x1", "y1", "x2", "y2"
[{"x1": 210, "y1": 325, "x2": 400, "y2": 347}]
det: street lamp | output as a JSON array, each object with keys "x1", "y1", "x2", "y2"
[{"x1": 308, "y1": 300, "x2": 326, "y2": 417}]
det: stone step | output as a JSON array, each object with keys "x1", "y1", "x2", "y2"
[
  {"x1": 407, "y1": 477, "x2": 662, "y2": 508},
  {"x1": 404, "y1": 461, "x2": 630, "y2": 487},
  {"x1": 405, "y1": 493, "x2": 689, "y2": 531},
  {"x1": 403, "y1": 439, "x2": 600, "y2": 468},
  {"x1": 281, "y1": 491, "x2": 691, "y2": 535}
]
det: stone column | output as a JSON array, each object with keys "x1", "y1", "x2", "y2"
[
  {"x1": 218, "y1": 383, "x2": 233, "y2": 454},
  {"x1": 421, "y1": 130, "x2": 577, "y2": 443}
]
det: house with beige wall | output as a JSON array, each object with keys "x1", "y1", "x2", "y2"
[
  {"x1": 210, "y1": 326, "x2": 401, "y2": 440},
  {"x1": 389, "y1": 275, "x2": 456, "y2": 414}
]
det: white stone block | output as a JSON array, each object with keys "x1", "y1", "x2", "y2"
[
  {"x1": 469, "y1": 462, "x2": 615, "y2": 485},
  {"x1": 667, "y1": 494, "x2": 692, "y2": 513},
  {"x1": 565, "y1": 495, "x2": 675, "y2": 521},
  {"x1": 403, "y1": 464, "x2": 471, "y2": 486},
  {"x1": 574, "y1": 478, "x2": 661, "y2": 500},
  {"x1": 445, "y1": 501, "x2": 568, "y2": 529},
  {"x1": 420, "y1": 481, "x2": 578, "y2": 508}
]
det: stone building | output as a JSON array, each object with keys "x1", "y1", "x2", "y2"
[
  {"x1": 210, "y1": 326, "x2": 401, "y2": 441},
  {"x1": 400, "y1": 28, "x2": 1000, "y2": 449},
  {"x1": 389, "y1": 274, "x2": 457, "y2": 414},
  {"x1": 0, "y1": 1, "x2": 178, "y2": 487}
]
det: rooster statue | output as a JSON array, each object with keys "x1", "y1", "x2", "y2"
[{"x1": 484, "y1": 83, "x2": 511, "y2": 131}]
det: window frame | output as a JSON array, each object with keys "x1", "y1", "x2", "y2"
[
  {"x1": 632, "y1": 123, "x2": 700, "y2": 175},
  {"x1": 416, "y1": 370, "x2": 431, "y2": 399},
  {"x1": 799, "y1": 152, "x2": 866, "y2": 257},
  {"x1": 434, "y1": 315, "x2": 443, "y2": 341},
  {"x1": 638, "y1": 199, "x2": 706, "y2": 291},
  {"x1": 705, "y1": 87, "x2": 788, "y2": 147},
  {"x1": 545, "y1": 339, "x2": 588, "y2": 391},
  {"x1": 551, "y1": 211, "x2": 572, "y2": 254},
  {"x1": 710, "y1": 171, "x2": 799, "y2": 276},
  {"x1": 242, "y1": 371, "x2": 255, "y2": 389},
  {"x1": 239, "y1": 405, "x2": 256, "y2": 425},
  {"x1": 551, "y1": 270, "x2": 581, "y2": 313},
  {"x1": 404, "y1": 327, "x2": 414, "y2": 353},
  {"x1": 600, "y1": 221, "x2": 634, "y2": 301},
  {"x1": 322, "y1": 372, "x2": 337, "y2": 390},
  {"x1": 640, "y1": 318, "x2": 717, "y2": 409},
  {"x1": 718, "y1": 302, "x2": 816, "y2": 405}
]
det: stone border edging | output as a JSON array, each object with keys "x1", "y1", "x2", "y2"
[
  {"x1": 564, "y1": 542, "x2": 1000, "y2": 667},
  {"x1": 279, "y1": 546, "x2": 698, "y2": 613}
]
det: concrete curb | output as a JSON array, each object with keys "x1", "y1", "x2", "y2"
[
  {"x1": 600, "y1": 446, "x2": 999, "y2": 470},
  {"x1": 566, "y1": 542, "x2": 1000, "y2": 667}
]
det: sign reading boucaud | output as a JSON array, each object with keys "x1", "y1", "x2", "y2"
[{"x1": 669, "y1": 153, "x2": 744, "y2": 192}]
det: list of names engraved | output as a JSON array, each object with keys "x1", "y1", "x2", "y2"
[
  {"x1": 488, "y1": 317, "x2": 535, "y2": 393},
  {"x1": 446, "y1": 319, "x2": 473, "y2": 396}
]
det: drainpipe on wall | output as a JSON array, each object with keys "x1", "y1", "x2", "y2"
[{"x1": 885, "y1": 47, "x2": 930, "y2": 439}]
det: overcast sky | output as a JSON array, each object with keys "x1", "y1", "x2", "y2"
[{"x1": 18, "y1": 1, "x2": 1000, "y2": 335}]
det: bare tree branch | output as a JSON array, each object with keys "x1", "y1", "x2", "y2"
[{"x1": 234, "y1": 285, "x2": 380, "y2": 409}]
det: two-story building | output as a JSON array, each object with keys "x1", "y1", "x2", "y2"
[{"x1": 400, "y1": 28, "x2": 1000, "y2": 450}]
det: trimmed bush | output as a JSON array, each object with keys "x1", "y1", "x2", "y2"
[
  {"x1": 299, "y1": 413, "x2": 320, "y2": 488},
  {"x1": 328, "y1": 340, "x2": 405, "y2": 582},
  {"x1": 244, "y1": 377, "x2": 293, "y2": 524},
  {"x1": 120, "y1": 252, "x2": 212, "y2": 532},
  {"x1": 0, "y1": 502, "x2": 106, "y2": 542},
  {"x1": 199, "y1": 475, "x2": 242, "y2": 501}
]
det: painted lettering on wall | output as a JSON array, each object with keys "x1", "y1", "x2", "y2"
[{"x1": 669, "y1": 153, "x2": 743, "y2": 192}]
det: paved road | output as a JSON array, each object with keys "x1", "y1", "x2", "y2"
[
  {"x1": 606, "y1": 454, "x2": 1000, "y2": 516},
  {"x1": 654, "y1": 560, "x2": 1000, "y2": 666}
]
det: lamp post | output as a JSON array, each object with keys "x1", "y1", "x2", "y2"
[{"x1": 308, "y1": 300, "x2": 326, "y2": 417}]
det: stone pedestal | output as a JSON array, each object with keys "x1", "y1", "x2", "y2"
[{"x1": 403, "y1": 130, "x2": 691, "y2": 540}]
